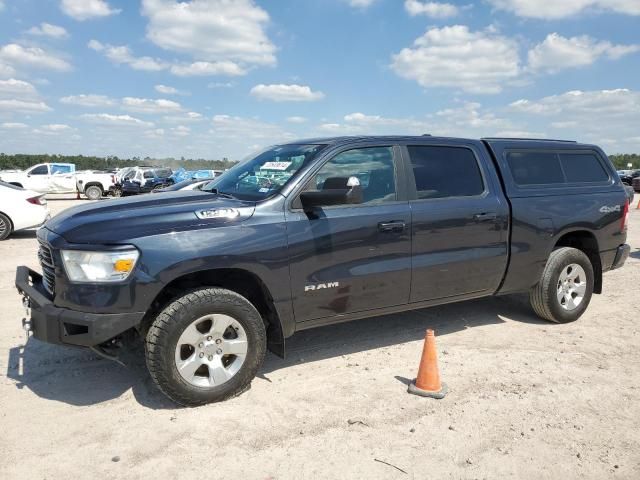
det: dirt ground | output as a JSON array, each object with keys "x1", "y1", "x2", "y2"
[{"x1": 1, "y1": 195, "x2": 639, "y2": 480}]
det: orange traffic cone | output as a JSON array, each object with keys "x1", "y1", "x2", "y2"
[{"x1": 408, "y1": 329, "x2": 447, "y2": 399}]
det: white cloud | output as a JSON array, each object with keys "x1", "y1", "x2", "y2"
[
  {"x1": 122, "y1": 97, "x2": 183, "y2": 114},
  {"x1": 404, "y1": 0, "x2": 459, "y2": 17},
  {"x1": 509, "y1": 88, "x2": 640, "y2": 116},
  {"x1": 0, "y1": 78, "x2": 37, "y2": 97},
  {"x1": 0, "y1": 99, "x2": 52, "y2": 113},
  {"x1": 528, "y1": 33, "x2": 640, "y2": 72},
  {"x1": 507, "y1": 89, "x2": 640, "y2": 151},
  {"x1": 60, "y1": 0, "x2": 120, "y2": 21},
  {"x1": 390, "y1": 25, "x2": 520, "y2": 94},
  {"x1": 250, "y1": 84, "x2": 325, "y2": 102},
  {"x1": 0, "y1": 43, "x2": 71, "y2": 72},
  {"x1": 89, "y1": 41, "x2": 167, "y2": 71},
  {"x1": 208, "y1": 82, "x2": 234, "y2": 89},
  {"x1": 0, "y1": 62, "x2": 16, "y2": 78},
  {"x1": 81, "y1": 113, "x2": 154, "y2": 128},
  {"x1": 211, "y1": 114, "x2": 290, "y2": 140},
  {"x1": 89, "y1": 40, "x2": 246, "y2": 77},
  {"x1": 60, "y1": 94, "x2": 115, "y2": 107},
  {"x1": 26, "y1": 23, "x2": 69, "y2": 38},
  {"x1": 170, "y1": 125, "x2": 190, "y2": 137},
  {"x1": 38, "y1": 124, "x2": 73, "y2": 134},
  {"x1": 141, "y1": 0, "x2": 276, "y2": 69},
  {"x1": 346, "y1": 0, "x2": 377, "y2": 8},
  {"x1": 162, "y1": 111, "x2": 204, "y2": 123},
  {"x1": 286, "y1": 116, "x2": 307, "y2": 123},
  {"x1": 1, "y1": 122, "x2": 29, "y2": 129},
  {"x1": 155, "y1": 84, "x2": 189, "y2": 96},
  {"x1": 487, "y1": 0, "x2": 640, "y2": 19},
  {"x1": 169, "y1": 61, "x2": 246, "y2": 77}
]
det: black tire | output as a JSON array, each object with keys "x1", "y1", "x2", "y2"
[
  {"x1": 112, "y1": 187, "x2": 122, "y2": 198},
  {"x1": 85, "y1": 185, "x2": 103, "y2": 201},
  {"x1": 0, "y1": 212, "x2": 12, "y2": 240},
  {"x1": 145, "y1": 288, "x2": 267, "y2": 407},
  {"x1": 529, "y1": 247, "x2": 594, "y2": 323}
]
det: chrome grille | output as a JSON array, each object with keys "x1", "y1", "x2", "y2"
[{"x1": 38, "y1": 240, "x2": 56, "y2": 296}]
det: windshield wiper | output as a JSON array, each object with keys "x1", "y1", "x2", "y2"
[{"x1": 206, "y1": 188, "x2": 236, "y2": 199}]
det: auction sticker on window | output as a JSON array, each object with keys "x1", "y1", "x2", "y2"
[{"x1": 261, "y1": 162, "x2": 291, "y2": 171}]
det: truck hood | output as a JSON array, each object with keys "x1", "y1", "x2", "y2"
[{"x1": 45, "y1": 191, "x2": 256, "y2": 244}]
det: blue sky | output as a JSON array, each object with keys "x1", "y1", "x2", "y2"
[{"x1": 0, "y1": 0, "x2": 639, "y2": 159}]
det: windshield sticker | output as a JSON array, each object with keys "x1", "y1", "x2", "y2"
[{"x1": 261, "y1": 161, "x2": 291, "y2": 171}]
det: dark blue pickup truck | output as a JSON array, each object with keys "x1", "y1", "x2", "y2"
[{"x1": 16, "y1": 136, "x2": 630, "y2": 406}]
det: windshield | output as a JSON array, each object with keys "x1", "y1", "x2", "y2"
[{"x1": 202, "y1": 144, "x2": 327, "y2": 200}]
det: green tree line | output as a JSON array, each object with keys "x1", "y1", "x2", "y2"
[
  {"x1": 609, "y1": 154, "x2": 640, "y2": 170},
  {"x1": 1, "y1": 152, "x2": 638, "y2": 172},
  {"x1": 0, "y1": 153, "x2": 237, "y2": 172}
]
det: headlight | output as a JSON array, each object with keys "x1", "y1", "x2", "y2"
[{"x1": 61, "y1": 249, "x2": 140, "y2": 283}]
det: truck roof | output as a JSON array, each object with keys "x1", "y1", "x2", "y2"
[{"x1": 282, "y1": 135, "x2": 591, "y2": 148}]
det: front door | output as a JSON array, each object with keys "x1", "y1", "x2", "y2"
[
  {"x1": 25, "y1": 164, "x2": 51, "y2": 192},
  {"x1": 286, "y1": 145, "x2": 412, "y2": 323},
  {"x1": 404, "y1": 143, "x2": 509, "y2": 302}
]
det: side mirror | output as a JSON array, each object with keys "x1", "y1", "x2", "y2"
[{"x1": 300, "y1": 176, "x2": 363, "y2": 212}]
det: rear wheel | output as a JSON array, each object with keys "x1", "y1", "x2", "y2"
[
  {"x1": 145, "y1": 288, "x2": 266, "y2": 406},
  {"x1": 529, "y1": 247, "x2": 594, "y2": 323},
  {"x1": 0, "y1": 213, "x2": 13, "y2": 240},
  {"x1": 85, "y1": 185, "x2": 103, "y2": 201}
]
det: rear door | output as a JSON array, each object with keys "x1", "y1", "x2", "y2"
[
  {"x1": 286, "y1": 143, "x2": 412, "y2": 323},
  {"x1": 49, "y1": 164, "x2": 76, "y2": 192},
  {"x1": 403, "y1": 141, "x2": 509, "y2": 302}
]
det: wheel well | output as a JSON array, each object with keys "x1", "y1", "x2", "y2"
[
  {"x1": 8, "y1": 182, "x2": 23, "y2": 188},
  {"x1": 141, "y1": 268, "x2": 285, "y2": 357},
  {"x1": 554, "y1": 231, "x2": 602, "y2": 294},
  {"x1": 84, "y1": 182, "x2": 103, "y2": 193}
]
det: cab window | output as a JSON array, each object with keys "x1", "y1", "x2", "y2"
[
  {"x1": 307, "y1": 147, "x2": 396, "y2": 204},
  {"x1": 30, "y1": 165, "x2": 49, "y2": 175}
]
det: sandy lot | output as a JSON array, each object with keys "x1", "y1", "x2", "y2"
[{"x1": 1, "y1": 195, "x2": 639, "y2": 479}]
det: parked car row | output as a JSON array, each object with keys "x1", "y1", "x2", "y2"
[
  {"x1": 618, "y1": 169, "x2": 640, "y2": 191},
  {"x1": 109, "y1": 167, "x2": 225, "y2": 197}
]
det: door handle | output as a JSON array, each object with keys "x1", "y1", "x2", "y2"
[
  {"x1": 473, "y1": 212, "x2": 498, "y2": 222},
  {"x1": 378, "y1": 221, "x2": 406, "y2": 233}
]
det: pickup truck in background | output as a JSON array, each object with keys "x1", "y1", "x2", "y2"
[
  {"x1": 0, "y1": 163, "x2": 115, "y2": 200},
  {"x1": 16, "y1": 136, "x2": 630, "y2": 406}
]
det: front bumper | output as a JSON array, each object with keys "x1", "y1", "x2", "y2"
[{"x1": 15, "y1": 266, "x2": 145, "y2": 347}]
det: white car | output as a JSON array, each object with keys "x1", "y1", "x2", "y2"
[{"x1": 0, "y1": 181, "x2": 50, "y2": 240}]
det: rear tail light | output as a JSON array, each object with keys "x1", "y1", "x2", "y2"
[
  {"x1": 26, "y1": 196, "x2": 46, "y2": 206},
  {"x1": 621, "y1": 200, "x2": 629, "y2": 233}
]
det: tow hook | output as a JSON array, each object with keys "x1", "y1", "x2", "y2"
[
  {"x1": 21, "y1": 296, "x2": 32, "y2": 342},
  {"x1": 22, "y1": 318, "x2": 32, "y2": 333}
]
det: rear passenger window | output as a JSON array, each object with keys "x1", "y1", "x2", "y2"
[
  {"x1": 559, "y1": 153, "x2": 609, "y2": 183},
  {"x1": 507, "y1": 152, "x2": 564, "y2": 185},
  {"x1": 408, "y1": 146, "x2": 484, "y2": 199},
  {"x1": 507, "y1": 151, "x2": 610, "y2": 186}
]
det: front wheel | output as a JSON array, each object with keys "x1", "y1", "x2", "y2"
[
  {"x1": 529, "y1": 247, "x2": 594, "y2": 323},
  {"x1": 145, "y1": 288, "x2": 267, "y2": 406}
]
